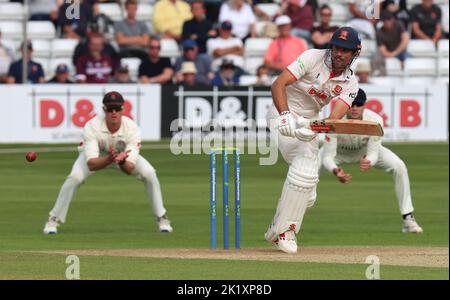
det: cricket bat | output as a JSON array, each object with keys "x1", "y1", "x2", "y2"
[{"x1": 309, "y1": 119, "x2": 384, "y2": 136}]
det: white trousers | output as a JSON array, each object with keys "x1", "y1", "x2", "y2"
[
  {"x1": 320, "y1": 146, "x2": 414, "y2": 215},
  {"x1": 49, "y1": 154, "x2": 167, "y2": 223}
]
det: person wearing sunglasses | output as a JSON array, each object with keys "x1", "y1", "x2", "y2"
[
  {"x1": 310, "y1": 5, "x2": 339, "y2": 49},
  {"x1": 320, "y1": 88, "x2": 423, "y2": 234},
  {"x1": 138, "y1": 38, "x2": 174, "y2": 84},
  {"x1": 43, "y1": 91, "x2": 173, "y2": 235}
]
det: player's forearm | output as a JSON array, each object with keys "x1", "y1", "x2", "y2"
[
  {"x1": 119, "y1": 161, "x2": 135, "y2": 175},
  {"x1": 271, "y1": 70, "x2": 296, "y2": 113},
  {"x1": 87, "y1": 156, "x2": 113, "y2": 171},
  {"x1": 323, "y1": 156, "x2": 338, "y2": 173}
]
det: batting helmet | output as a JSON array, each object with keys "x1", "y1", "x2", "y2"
[
  {"x1": 351, "y1": 89, "x2": 367, "y2": 107},
  {"x1": 329, "y1": 26, "x2": 362, "y2": 51}
]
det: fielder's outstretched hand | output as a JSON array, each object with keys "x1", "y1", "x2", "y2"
[
  {"x1": 114, "y1": 150, "x2": 131, "y2": 164},
  {"x1": 333, "y1": 168, "x2": 352, "y2": 184}
]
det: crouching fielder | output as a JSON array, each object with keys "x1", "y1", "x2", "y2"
[
  {"x1": 43, "y1": 91, "x2": 172, "y2": 234},
  {"x1": 265, "y1": 27, "x2": 361, "y2": 254},
  {"x1": 320, "y1": 88, "x2": 423, "y2": 233}
]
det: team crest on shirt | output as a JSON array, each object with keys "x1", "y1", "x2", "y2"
[{"x1": 333, "y1": 85, "x2": 343, "y2": 94}]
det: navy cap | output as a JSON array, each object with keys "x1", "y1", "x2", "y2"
[
  {"x1": 329, "y1": 26, "x2": 362, "y2": 50},
  {"x1": 103, "y1": 91, "x2": 124, "y2": 106},
  {"x1": 220, "y1": 21, "x2": 233, "y2": 30},
  {"x1": 182, "y1": 39, "x2": 197, "y2": 49},
  {"x1": 351, "y1": 88, "x2": 367, "y2": 106},
  {"x1": 55, "y1": 63, "x2": 69, "y2": 73}
]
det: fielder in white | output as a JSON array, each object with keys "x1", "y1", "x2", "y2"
[
  {"x1": 320, "y1": 88, "x2": 423, "y2": 233},
  {"x1": 43, "y1": 91, "x2": 173, "y2": 234},
  {"x1": 264, "y1": 27, "x2": 361, "y2": 254}
]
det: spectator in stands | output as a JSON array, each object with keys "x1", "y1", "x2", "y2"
[
  {"x1": 311, "y1": 5, "x2": 339, "y2": 49},
  {"x1": 182, "y1": 0, "x2": 216, "y2": 54},
  {"x1": 91, "y1": 1, "x2": 115, "y2": 42},
  {"x1": 211, "y1": 59, "x2": 240, "y2": 86},
  {"x1": 263, "y1": 15, "x2": 308, "y2": 75},
  {"x1": 138, "y1": 38, "x2": 174, "y2": 84},
  {"x1": 411, "y1": 0, "x2": 442, "y2": 44},
  {"x1": 347, "y1": 0, "x2": 376, "y2": 39},
  {"x1": 174, "y1": 39, "x2": 213, "y2": 86},
  {"x1": 73, "y1": 30, "x2": 119, "y2": 66},
  {"x1": 376, "y1": 11, "x2": 410, "y2": 69},
  {"x1": 255, "y1": 64, "x2": 272, "y2": 86},
  {"x1": 6, "y1": 41, "x2": 45, "y2": 84},
  {"x1": 207, "y1": 21, "x2": 245, "y2": 71},
  {"x1": 280, "y1": 0, "x2": 314, "y2": 43},
  {"x1": 381, "y1": 0, "x2": 410, "y2": 29},
  {"x1": 29, "y1": 0, "x2": 59, "y2": 25},
  {"x1": 153, "y1": 0, "x2": 193, "y2": 42},
  {"x1": 47, "y1": 63, "x2": 74, "y2": 83},
  {"x1": 354, "y1": 60, "x2": 372, "y2": 84},
  {"x1": 58, "y1": 0, "x2": 93, "y2": 40},
  {"x1": 0, "y1": 31, "x2": 15, "y2": 84},
  {"x1": 114, "y1": 0, "x2": 151, "y2": 60},
  {"x1": 75, "y1": 33, "x2": 116, "y2": 83},
  {"x1": 219, "y1": 0, "x2": 257, "y2": 41},
  {"x1": 179, "y1": 61, "x2": 199, "y2": 87},
  {"x1": 442, "y1": 3, "x2": 449, "y2": 39},
  {"x1": 109, "y1": 63, "x2": 135, "y2": 83}
]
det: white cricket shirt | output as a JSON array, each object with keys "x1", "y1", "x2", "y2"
[
  {"x1": 285, "y1": 49, "x2": 359, "y2": 118},
  {"x1": 322, "y1": 109, "x2": 384, "y2": 172},
  {"x1": 82, "y1": 115, "x2": 141, "y2": 165}
]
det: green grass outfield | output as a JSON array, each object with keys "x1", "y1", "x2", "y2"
[{"x1": 0, "y1": 142, "x2": 448, "y2": 280}]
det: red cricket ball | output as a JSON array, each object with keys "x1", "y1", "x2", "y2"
[{"x1": 26, "y1": 151, "x2": 37, "y2": 162}]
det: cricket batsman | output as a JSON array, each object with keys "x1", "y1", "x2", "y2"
[
  {"x1": 43, "y1": 91, "x2": 173, "y2": 234},
  {"x1": 320, "y1": 88, "x2": 423, "y2": 233},
  {"x1": 264, "y1": 27, "x2": 361, "y2": 254}
]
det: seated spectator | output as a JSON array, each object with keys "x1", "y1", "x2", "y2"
[
  {"x1": 411, "y1": 0, "x2": 442, "y2": 44},
  {"x1": 281, "y1": 0, "x2": 314, "y2": 43},
  {"x1": 72, "y1": 29, "x2": 119, "y2": 66},
  {"x1": 311, "y1": 5, "x2": 339, "y2": 49},
  {"x1": 381, "y1": 0, "x2": 410, "y2": 29},
  {"x1": 174, "y1": 39, "x2": 213, "y2": 85},
  {"x1": 75, "y1": 33, "x2": 116, "y2": 83},
  {"x1": 207, "y1": 21, "x2": 244, "y2": 71},
  {"x1": 354, "y1": 60, "x2": 372, "y2": 84},
  {"x1": 376, "y1": 11, "x2": 410, "y2": 69},
  {"x1": 7, "y1": 41, "x2": 45, "y2": 84},
  {"x1": 211, "y1": 59, "x2": 241, "y2": 86},
  {"x1": 264, "y1": 15, "x2": 308, "y2": 75},
  {"x1": 179, "y1": 62, "x2": 198, "y2": 87},
  {"x1": 255, "y1": 64, "x2": 272, "y2": 86},
  {"x1": 442, "y1": 3, "x2": 449, "y2": 39},
  {"x1": 138, "y1": 38, "x2": 174, "y2": 84},
  {"x1": 218, "y1": 0, "x2": 257, "y2": 41},
  {"x1": 182, "y1": 0, "x2": 216, "y2": 54},
  {"x1": 0, "y1": 31, "x2": 15, "y2": 83},
  {"x1": 29, "y1": 0, "x2": 59, "y2": 24},
  {"x1": 109, "y1": 63, "x2": 135, "y2": 83},
  {"x1": 57, "y1": 0, "x2": 93, "y2": 40},
  {"x1": 153, "y1": 0, "x2": 193, "y2": 42},
  {"x1": 347, "y1": 0, "x2": 376, "y2": 39},
  {"x1": 114, "y1": 0, "x2": 151, "y2": 60},
  {"x1": 211, "y1": 60, "x2": 240, "y2": 86},
  {"x1": 90, "y1": 1, "x2": 115, "y2": 42},
  {"x1": 47, "y1": 63, "x2": 74, "y2": 83}
]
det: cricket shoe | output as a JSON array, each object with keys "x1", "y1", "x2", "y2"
[
  {"x1": 276, "y1": 230, "x2": 298, "y2": 254},
  {"x1": 402, "y1": 216, "x2": 423, "y2": 233},
  {"x1": 264, "y1": 232, "x2": 280, "y2": 250},
  {"x1": 157, "y1": 215, "x2": 173, "y2": 233},
  {"x1": 43, "y1": 216, "x2": 59, "y2": 234}
]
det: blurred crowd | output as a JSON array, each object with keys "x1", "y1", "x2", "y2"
[{"x1": 0, "y1": 0, "x2": 448, "y2": 86}]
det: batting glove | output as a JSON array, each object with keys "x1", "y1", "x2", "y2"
[
  {"x1": 296, "y1": 116, "x2": 311, "y2": 129},
  {"x1": 294, "y1": 127, "x2": 317, "y2": 142},
  {"x1": 277, "y1": 111, "x2": 296, "y2": 137}
]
